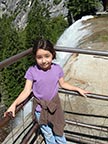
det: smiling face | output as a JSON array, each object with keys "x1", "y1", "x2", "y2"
[{"x1": 35, "y1": 49, "x2": 53, "y2": 70}]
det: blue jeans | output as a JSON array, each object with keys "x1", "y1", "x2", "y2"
[{"x1": 35, "y1": 112, "x2": 67, "y2": 144}]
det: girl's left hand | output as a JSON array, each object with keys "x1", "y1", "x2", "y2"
[{"x1": 77, "y1": 88, "x2": 90, "y2": 98}]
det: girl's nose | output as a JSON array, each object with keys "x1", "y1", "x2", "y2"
[{"x1": 42, "y1": 58, "x2": 46, "y2": 63}]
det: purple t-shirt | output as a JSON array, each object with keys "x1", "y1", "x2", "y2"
[{"x1": 24, "y1": 63, "x2": 64, "y2": 111}]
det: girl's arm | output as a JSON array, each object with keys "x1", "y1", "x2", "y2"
[
  {"x1": 4, "y1": 79, "x2": 33, "y2": 117},
  {"x1": 59, "y1": 77, "x2": 89, "y2": 97}
]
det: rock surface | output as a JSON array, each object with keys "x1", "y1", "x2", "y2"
[{"x1": 0, "y1": 0, "x2": 68, "y2": 29}]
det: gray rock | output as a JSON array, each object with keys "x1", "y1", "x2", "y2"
[{"x1": 0, "y1": 0, "x2": 69, "y2": 29}]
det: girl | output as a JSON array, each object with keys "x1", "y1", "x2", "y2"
[{"x1": 4, "y1": 39, "x2": 89, "y2": 144}]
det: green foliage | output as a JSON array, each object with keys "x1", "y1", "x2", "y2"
[
  {"x1": 25, "y1": 0, "x2": 50, "y2": 48},
  {"x1": 0, "y1": 15, "x2": 29, "y2": 106},
  {"x1": 67, "y1": 0, "x2": 100, "y2": 20},
  {"x1": 47, "y1": 16, "x2": 68, "y2": 43},
  {"x1": 18, "y1": 29, "x2": 27, "y2": 49},
  {"x1": 0, "y1": 15, "x2": 23, "y2": 61},
  {"x1": 25, "y1": 0, "x2": 68, "y2": 47},
  {"x1": 53, "y1": 0, "x2": 62, "y2": 5},
  {"x1": 1, "y1": 57, "x2": 33, "y2": 106},
  {"x1": 0, "y1": 1, "x2": 68, "y2": 106}
]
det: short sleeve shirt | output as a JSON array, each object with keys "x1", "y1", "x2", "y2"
[{"x1": 24, "y1": 63, "x2": 64, "y2": 111}]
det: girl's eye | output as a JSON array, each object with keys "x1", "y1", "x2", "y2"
[
  {"x1": 36, "y1": 56, "x2": 42, "y2": 59},
  {"x1": 36, "y1": 54, "x2": 50, "y2": 59},
  {"x1": 45, "y1": 55, "x2": 50, "y2": 58}
]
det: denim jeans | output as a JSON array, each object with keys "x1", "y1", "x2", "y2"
[{"x1": 35, "y1": 111, "x2": 67, "y2": 144}]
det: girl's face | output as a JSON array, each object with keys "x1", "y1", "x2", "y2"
[{"x1": 35, "y1": 49, "x2": 53, "y2": 70}]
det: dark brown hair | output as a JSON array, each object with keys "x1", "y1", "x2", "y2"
[{"x1": 32, "y1": 39, "x2": 56, "y2": 59}]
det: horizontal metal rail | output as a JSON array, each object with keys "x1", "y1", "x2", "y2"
[
  {"x1": 59, "y1": 88, "x2": 108, "y2": 101},
  {"x1": 65, "y1": 131, "x2": 108, "y2": 144},
  {"x1": 1, "y1": 46, "x2": 108, "y2": 69},
  {"x1": 65, "y1": 119, "x2": 108, "y2": 132},
  {"x1": 65, "y1": 130, "x2": 108, "y2": 141},
  {"x1": 55, "y1": 46, "x2": 108, "y2": 56},
  {"x1": 0, "y1": 88, "x2": 108, "y2": 129},
  {"x1": 66, "y1": 134, "x2": 94, "y2": 144},
  {"x1": 65, "y1": 111, "x2": 108, "y2": 119},
  {"x1": 0, "y1": 48, "x2": 32, "y2": 70}
]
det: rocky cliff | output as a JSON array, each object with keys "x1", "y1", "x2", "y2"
[{"x1": 0, "y1": 0, "x2": 68, "y2": 29}]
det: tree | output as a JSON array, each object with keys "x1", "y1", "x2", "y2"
[
  {"x1": 25, "y1": 0, "x2": 68, "y2": 47},
  {"x1": 0, "y1": 15, "x2": 29, "y2": 106},
  {"x1": 67, "y1": 0, "x2": 100, "y2": 21},
  {"x1": 25, "y1": 0, "x2": 50, "y2": 48}
]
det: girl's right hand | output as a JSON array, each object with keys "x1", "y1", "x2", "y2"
[{"x1": 4, "y1": 105, "x2": 16, "y2": 118}]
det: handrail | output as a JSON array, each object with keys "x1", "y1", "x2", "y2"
[
  {"x1": 0, "y1": 89, "x2": 108, "y2": 143},
  {"x1": 1, "y1": 46, "x2": 108, "y2": 143},
  {"x1": 1, "y1": 46, "x2": 108, "y2": 69},
  {"x1": 65, "y1": 130, "x2": 108, "y2": 142},
  {"x1": 59, "y1": 88, "x2": 108, "y2": 101},
  {"x1": 0, "y1": 93, "x2": 32, "y2": 128},
  {"x1": 21, "y1": 122, "x2": 39, "y2": 144},
  {"x1": 0, "y1": 88, "x2": 107, "y2": 129},
  {"x1": 65, "y1": 119, "x2": 108, "y2": 132},
  {"x1": 55, "y1": 46, "x2": 108, "y2": 56},
  {"x1": 0, "y1": 48, "x2": 32, "y2": 70}
]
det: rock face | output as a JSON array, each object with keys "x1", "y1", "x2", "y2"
[
  {"x1": 0, "y1": 0, "x2": 33, "y2": 29},
  {"x1": 0, "y1": 0, "x2": 68, "y2": 29},
  {"x1": 62, "y1": 15, "x2": 108, "y2": 133},
  {"x1": 0, "y1": 0, "x2": 105, "y2": 29},
  {"x1": 63, "y1": 15, "x2": 108, "y2": 95}
]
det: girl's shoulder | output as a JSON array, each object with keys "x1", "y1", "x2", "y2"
[
  {"x1": 52, "y1": 63, "x2": 64, "y2": 77},
  {"x1": 26, "y1": 65, "x2": 38, "y2": 72},
  {"x1": 52, "y1": 62, "x2": 62, "y2": 67},
  {"x1": 52, "y1": 63, "x2": 63, "y2": 70}
]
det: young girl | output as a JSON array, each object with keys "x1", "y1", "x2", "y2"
[{"x1": 4, "y1": 39, "x2": 89, "y2": 144}]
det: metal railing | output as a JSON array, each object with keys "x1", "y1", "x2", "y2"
[
  {"x1": 1, "y1": 90, "x2": 108, "y2": 144},
  {"x1": 1, "y1": 46, "x2": 108, "y2": 70},
  {"x1": 0, "y1": 46, "x2": 108, "y2": 144}
]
